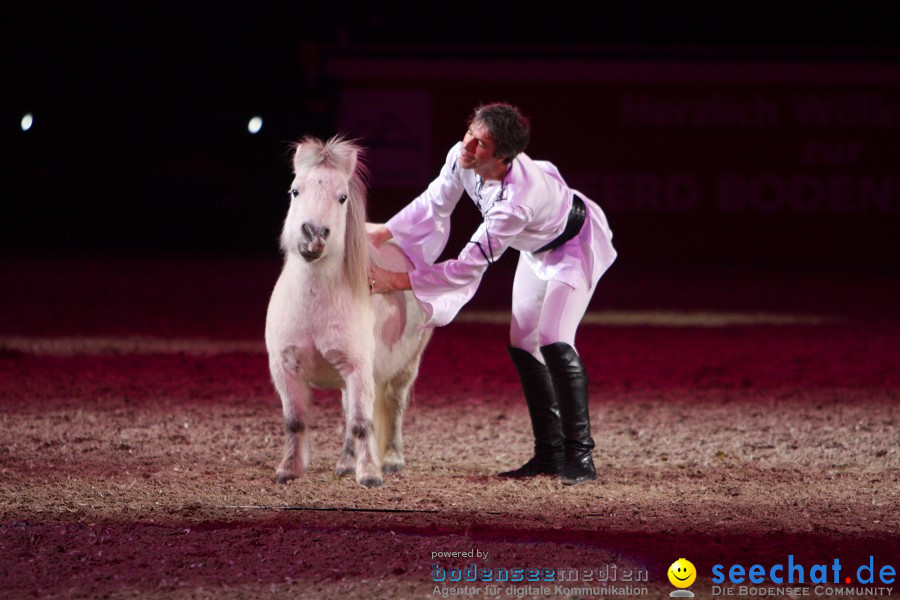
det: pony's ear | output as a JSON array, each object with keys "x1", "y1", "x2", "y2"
[
  {"x1": 326, "y1": 138, "x2": 358, "y2": 177},
  {"x1": 291, "y1": 142, "x2": 307, "y2": 175},
  {"x1": 345, "y1": 148, "x2": 358, "y2": 178},
  {"x1": 333, "y1": 145, "x2": 358, "y2": 178}
]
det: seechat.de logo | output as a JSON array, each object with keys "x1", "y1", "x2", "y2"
[{"x1": 711, "y1": 555, "x2": 896, "y2": 586}]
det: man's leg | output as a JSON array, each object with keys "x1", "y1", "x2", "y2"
[
  {"x1": 501, "y1": 256, "x2": 564, "y2": 478},
  {"x1": 539, "y1": 279, "x2": 597, "y2": 484},
  {"x1": 510, "y1": 254, "x2": 547, "y2": 361}
]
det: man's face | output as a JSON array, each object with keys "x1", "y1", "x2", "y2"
[{"x1": 460, "y1": 121, "x2": 505, "y2": 175}]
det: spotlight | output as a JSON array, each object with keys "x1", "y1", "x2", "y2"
[
  {"x1": 21, "y1": 113, "x2": 33, "y2": 131},
  {"x1": 247, "y1": 116, "x2": 263, "y2": 134}
]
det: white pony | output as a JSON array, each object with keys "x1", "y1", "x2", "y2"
[{"x1": 265, "y1": 137, "x2": 431, "y2": 488}]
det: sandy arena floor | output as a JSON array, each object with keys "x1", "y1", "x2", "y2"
[{"x1": 1, "y1": 257, "x2": 897, "y2": 599}]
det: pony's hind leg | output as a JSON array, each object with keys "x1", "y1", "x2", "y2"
[
  {"x1": 379, "y1": 331, "x2": 431, "y2": 473},
  {"x1": 378, "y1": 372, "x2": 413, "y2": 474},
  {"x1": 271, "y1": 351, "x2": 312, "y2": 483},
  {"x1": 335, "y1": 389, "x2": 355, "y2": 477}
]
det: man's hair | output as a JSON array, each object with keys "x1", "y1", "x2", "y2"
[{"x1": 468, "y1": 102, "x2": 530, "y2": 164}]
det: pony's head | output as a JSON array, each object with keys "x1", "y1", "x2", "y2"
[{"x1": 282, "y1": 136, "x2": 369, "y2": 297}]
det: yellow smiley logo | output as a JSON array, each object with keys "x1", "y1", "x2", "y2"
[{"x1": 668, "y1": 558, "x2": 697, "y2": 588}]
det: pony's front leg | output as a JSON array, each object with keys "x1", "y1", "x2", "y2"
[
  {"x1": 271, "y1": 354, "x2": 312, "y2": 483},
  {"x1": 330, "y1": 352, "x2": 381, "y2": 488}
]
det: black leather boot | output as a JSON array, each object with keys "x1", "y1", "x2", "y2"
[
  {"x1": 498, "y1": 346, "x2": 564, "y2": 478},
  {"x1": 540, "y1": 342, "x2": 596, "y2": 484}
]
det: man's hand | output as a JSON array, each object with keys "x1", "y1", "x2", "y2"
[
  {"x1": 366, "y1": 224, "x2": 393, "y2": 249},
  {"x1": 368, "y1": 264, "x2": 411, "y2": 294}
]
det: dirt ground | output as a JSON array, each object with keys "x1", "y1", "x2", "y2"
[{"x1": 1, "y1": 257, "x2": 898, "y2": 599}]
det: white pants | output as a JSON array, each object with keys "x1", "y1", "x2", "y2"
[{"x1": 509, "y1": 253, "x2": 595, "y2": 362}]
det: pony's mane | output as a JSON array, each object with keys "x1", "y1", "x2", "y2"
[
  {"x1": 293, "y1": 136, "x2": 370, "y2": 300},
  {"x1": 292, "y1": 136, "x2": 367, "y2": 181}
]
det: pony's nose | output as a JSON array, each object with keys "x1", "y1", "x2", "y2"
[{"x1": 301, "y1": 223, "x2": 330, "y2": 240}]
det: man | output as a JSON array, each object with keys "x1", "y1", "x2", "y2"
[{"x1": 368, "y1": 103, "x2": 616, "y2": 484}]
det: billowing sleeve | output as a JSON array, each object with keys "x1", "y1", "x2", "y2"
[
  {"x1": 385, "y1": 143, "x2": 466, "y2": 269},
  {"x1": 409, "y1": 202, "x2": 532, "y2": 327}
]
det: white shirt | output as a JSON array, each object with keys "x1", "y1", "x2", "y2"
[{"x1": 386, "y1": 142, "x2": 617, "y2": 327}]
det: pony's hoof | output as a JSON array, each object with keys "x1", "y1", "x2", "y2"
[
  {"x1": 357, "y1": 476, "x2": 383, "y2": 488},
  {"x1": 356, "y1": 462, "x2": 383, "y2": 488},
  {"x1": 382, "y1": 457, "x2": 405, "y2": 474},
  {"x1": 276, "y1": 471, "x2": 299, "y2": 484},
  {"x1": 335, "y1": 455, "x2": 355, "y2": 477}
]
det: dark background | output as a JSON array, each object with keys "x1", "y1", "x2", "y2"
[{"x1": 5, "y1": 3, "x2": 899, "y2": 276}]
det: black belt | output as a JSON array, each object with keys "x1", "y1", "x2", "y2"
[{"x1": 534, "y1": 195, "x2": 586, "y2": 254}]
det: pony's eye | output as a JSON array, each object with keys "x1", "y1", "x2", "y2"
[
  {"x1": 338, "y1": 194, "x2": 348, "y2": 205},
  {"x1": 290, "y1": 189, "x2": 299, "y2": 198}
]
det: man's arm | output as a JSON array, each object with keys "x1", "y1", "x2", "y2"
[
  {"x1": 369, "y1": 264, "x2": 411, "y2": 294},
  {"x1": 366, "y1": 224, "x2": 393, "y2": 249}
]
